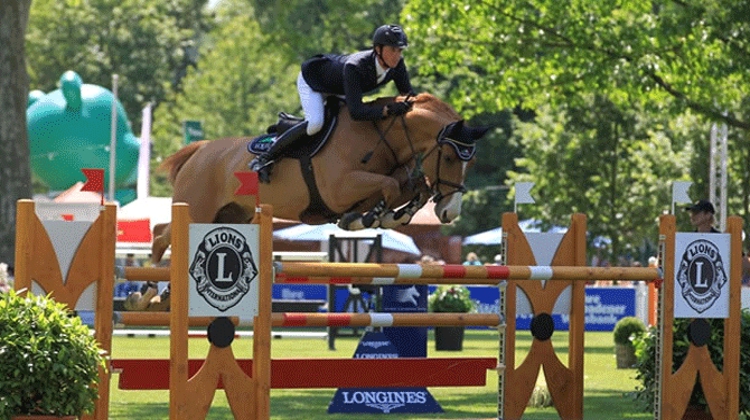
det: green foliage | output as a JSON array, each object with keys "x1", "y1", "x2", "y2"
[
  {"x1": 612, "y1": 316, "x2": 646, "y2": 346},
  {"x1": 249, "y1": 0, "x2": 404, "y2": 61},
  {"x1": 26, "y1": 0, "x2": 213, "y2": 129},
  {"x1": 150, "y1": 0, "x2": 299, "y2": 197},
  {"x1": 428, "y1": 285, "x2": 475, "y2": 313},
  {"x1": 404, "y1": 0, "x2": 750, "y2": 238},
  {"x1": 404, "y1": 0, "x2": 750, "y2": 129},
  {"x1": 0, "y1": 290, "x2": 107, "y2": 417},
  {"x1": 507, "y1": 95, "x2": 694, "y2": 261},
  {"x1": 631, "y1": 310, "x2": 750, "y2": 415}
]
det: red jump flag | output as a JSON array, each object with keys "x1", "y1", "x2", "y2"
[
  {"x1": 234, "y1": 171, "x2": 259, "y2": 197},
  {"x1": 81, "y1": 168, "x2": 105, "y2": 205}
]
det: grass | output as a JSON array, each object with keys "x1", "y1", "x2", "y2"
[{"x1": 106, "y1": 328, "x2": 653, "y2": 419}]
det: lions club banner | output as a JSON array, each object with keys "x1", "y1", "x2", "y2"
[
  {"x1": 188, "y1": 224, "x2": 260, "y2": 318},
  {"x1": 673, "y1": 233, "x2": 731, "y2": 319}
]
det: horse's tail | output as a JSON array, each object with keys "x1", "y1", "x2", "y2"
[{"x1": 159, "y1": 140, "x2": 209, "y2": 184}]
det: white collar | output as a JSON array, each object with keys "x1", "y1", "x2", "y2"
[{"x1": 375, "y1": 55, "x2": 389, "y2": 80}]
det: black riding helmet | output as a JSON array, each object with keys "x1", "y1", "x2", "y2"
[{"x1": 372, "y1": 24, "x2": 408, "y2": 49}]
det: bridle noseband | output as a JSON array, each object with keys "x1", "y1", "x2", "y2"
[{"x1": 370, "y1": 115, "x2": 475, "y2": 203}]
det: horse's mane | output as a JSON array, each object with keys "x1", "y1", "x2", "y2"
[
  {"x1": 400, "y1": 93, "x2": 461, "y2": 120},
  {"x1": 160, "y1": 140, "x2": 209, "y2": 184}
]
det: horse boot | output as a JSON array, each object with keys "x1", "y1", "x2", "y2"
[{"x1": 249, "y1": 121, "x2": 308, "y2": 183}]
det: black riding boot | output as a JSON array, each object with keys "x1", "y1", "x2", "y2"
[{"x1": 249, "y1": 121, "x2": 308, "y2": 183}]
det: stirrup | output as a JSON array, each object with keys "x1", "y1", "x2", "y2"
[
  {"x1": 249, "y1": 155, "x2": 271, "y2": 171},
  {"x1": 257, "y1": 163, "x2": 273, "y2": 184}
]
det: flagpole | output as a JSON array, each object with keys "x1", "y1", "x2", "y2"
[
  {"x1": 137, "y1": 103, "x2": 152, "y2": 199},
  {"x1": 109, "y1": 74, "x2": 119, "y2": 203}
]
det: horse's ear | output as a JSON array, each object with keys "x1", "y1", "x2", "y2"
[{"x1": 468, "y1": 126, "x2": 491, "y2": 140}]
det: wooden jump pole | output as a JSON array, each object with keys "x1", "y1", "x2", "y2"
[
  {"x1": 270, "y1": 312, "x2": 502, "y2": 327},
  {"x1": 656, "y1": 215, "x2": 742, "y2": 420},
  {"x1": 499, "y1": 212, "x2": 587, "y2": 420},
  {"x1": 275, "y1": 261, "x2": 658, "y2": 281},
  {"x1": 168, "y1": 202, "x2": 273, "y2": 420},
  {"x1": 14, "y1": 199, "x2": 117, "y2": 420}
]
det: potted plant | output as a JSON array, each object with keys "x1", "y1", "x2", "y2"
[
  {"x1": 428, "y1": 285, "x2": 475, "y2": 351},
  {"x1": 0, "y1": 289, "x2": 107, "y2": 419},
  {"x1": 613, "y1": 316, "x2": 646, "y2": 368},
  {"x1": 632, "y1": 309, "x2": 750, "y2": 419}
]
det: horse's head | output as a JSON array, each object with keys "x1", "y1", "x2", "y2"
[{"x1": 404, "y1": 94, "x2": 490, "y2": 223}]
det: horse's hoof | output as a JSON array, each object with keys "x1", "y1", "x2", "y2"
[
  {"x1": 338, "y1": 212, "x2": 363, "y2": 230},
  {"x1": 361, "y1": 212, "x2": 380, "y2": 229},
  {"x1": 380, "y1": 211, "x2": 411, "y2": 228}
]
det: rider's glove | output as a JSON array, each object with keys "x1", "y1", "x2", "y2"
[{"x1": 384, "y1": 101, "x2": 411, "y2": 117}]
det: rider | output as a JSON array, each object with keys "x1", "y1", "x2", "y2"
[{"x1": 250, "y1": 24, "x2": 416, "y2": 183}]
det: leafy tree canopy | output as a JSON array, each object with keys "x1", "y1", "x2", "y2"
[
  {"x1": 26, "y1": 0, "x2": 212, "y2": 128},
  {"x1": 404, "y1": 0, "x2": 750, "y2": 130}
]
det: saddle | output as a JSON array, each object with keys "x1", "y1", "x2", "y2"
[
  {"x1": 247, "y1": 98, "x2": 341, "y2": 159},
  {"x1": 247, "y1": 98, "x2": 343, "y2": 224}
]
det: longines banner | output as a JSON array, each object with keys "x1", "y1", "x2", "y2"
[
  {"x1": 673, "y1": 233, "x2": 730, "y2": 319},
  {"x1": 188, "y1": 224, "x2": 260, "y2": 318}
]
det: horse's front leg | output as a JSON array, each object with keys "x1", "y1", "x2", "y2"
[
  {"x1": 379, "y1": 192, "x2": 429, "y2": 228},
  {"x1": 152, "y1": 222, "x2": 172, "y2": 264},
  {"x1": 379, "y1": 169, "x2": 431, "y2": 228},
  {"x1": 333, "y1": 171, "x2": 402, "y2": 230}
]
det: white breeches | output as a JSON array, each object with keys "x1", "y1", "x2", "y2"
[{"x1": 297, "y1": 72, "x2": 325, "y2": 135}]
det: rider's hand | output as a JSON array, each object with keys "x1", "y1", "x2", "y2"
[{"x1": 384, "y1": 101, "x2": 411, "y2": 117}]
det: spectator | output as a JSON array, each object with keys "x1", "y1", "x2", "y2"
[
  {"x1": 685, "y1": 199, "x2": 719, "y2": 233},
  {"x1": 462, "y1": 252, "x2": 482, "y2": 266},
  {"x1": 493, "y1": 254, "x2": 503, "y2": 265},
  {"x1": 115, "y1": 253, "x2": 142, "y2": 298},
  {"x1": 419, "y1": 255, "x2": 436, "y2": 265}
]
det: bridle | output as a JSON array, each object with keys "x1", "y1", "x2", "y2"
[{"x1": 369, "y1": 114, "x2": 476, "y2": 203}]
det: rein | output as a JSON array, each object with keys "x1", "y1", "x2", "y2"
[{"x1": 365, "y1": 111, "x2": 467, "y2": 202}]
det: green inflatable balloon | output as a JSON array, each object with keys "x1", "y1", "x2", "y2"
[{"x1": 27, "y1": 71, "x2": 140, "y2": 195}]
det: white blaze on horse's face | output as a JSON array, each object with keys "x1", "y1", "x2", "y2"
[
  {"x1": 434, "y1": 161, "x2": 468, "y2": 223},
  {"x1": 429, "y1": 120, "x2": 489, "y2": 224}
]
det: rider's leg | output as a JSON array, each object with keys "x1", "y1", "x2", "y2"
[
  {"x1": 249, "y1": 72, "x2": 325, "y2": 183},
  {"x1": 249, "y1": 121, "x2": 308, "y2": 182},
  {"x1": 298, "y1": 72, "x2": 325, "y2": 135}
]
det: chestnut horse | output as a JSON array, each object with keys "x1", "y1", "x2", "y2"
[{"x1": 151, "y1": 93, "x2": 489, "y2": 262}]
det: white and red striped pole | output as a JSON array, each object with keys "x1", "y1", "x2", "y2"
[{"x1": 274, "y1": 262, "x2": 661, "y2": 283}]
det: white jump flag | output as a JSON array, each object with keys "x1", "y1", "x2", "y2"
[
  {"x1": 671, "y1": 181, "x2": 693, "y2": 214},
  {"x1": 514, "y1": 182, "x2": 535, "y2": 213}
]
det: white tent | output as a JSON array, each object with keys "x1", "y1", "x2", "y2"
[
  {"x1": 119, "y1": 196, "x2": 172, "y2": 225},
  {"x1": 273, "y1": 223, "x2": 421, "y2": 255},
  {"x1": 462, "y1": 219, "x2": 568, "y2": 245}
]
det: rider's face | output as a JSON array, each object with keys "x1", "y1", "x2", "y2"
[{"x1": 378, "y1": 45, "x2": 403, "y2": 68}]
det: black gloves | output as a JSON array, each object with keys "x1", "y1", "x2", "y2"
[{"x1": 384, "y1": 101, "x2": 411, "y2": 117}]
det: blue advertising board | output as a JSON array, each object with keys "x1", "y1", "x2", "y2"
[
  {"x1": 272, "y1": 284, "x2": 327, "y2": 300},
  {"x1": 272, "y1": 284, "x2": 636, "y2": 332},
  {"x1": 430, "y1": 285, "x2": 636, "y2": 332},
  {"x1": 327, "y1": 331, "x2": 442, "y2": 414}
]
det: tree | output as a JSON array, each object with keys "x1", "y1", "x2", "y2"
[
  {"x1": 249, "y1": 0, "x2": 405, "y2": 61},
  {"x1": 0, "y1": 0, "x2": 33, "y2": 265},
  {"x1": 507, "y1": 95, "x2": 694, "y2": 262},
  {"x1": 405, "y1": 1, "x2": 750, "y2": 127},
  {"x1": 405, "y1": 0, "x2": 750, "y2": 237},
  {"x1": 25, "y1": 0, "x2": 212, "y2": 129},
  {"x1": 150, "y1": 0, "x2": 299, "y2": 196}
]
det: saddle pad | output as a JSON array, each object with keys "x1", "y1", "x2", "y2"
[{"x1": 246, "y1": 99, "x2": 341, "y2": 160}]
